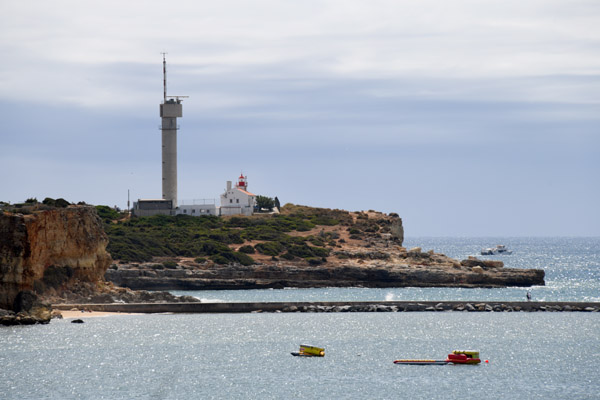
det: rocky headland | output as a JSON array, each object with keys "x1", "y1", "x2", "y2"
[{"x1": 104, "y1": 207, "x2": 544, "y2": 291}]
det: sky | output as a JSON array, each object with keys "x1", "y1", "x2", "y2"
[{"x1": 1, "y1": 0, "x2": 599, "y2": 236}]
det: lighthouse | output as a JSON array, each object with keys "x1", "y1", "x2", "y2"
[{"x1": 220, "y1": 174, "x2": 256, "y2": 216}]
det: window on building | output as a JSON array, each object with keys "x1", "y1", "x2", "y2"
[
  {"x1": 230, "y1": 199, "x2": 233, "y2": 203},
  {"x1": 192, "y1": 209, "x2": 196, "y2": 214},
  {"x1": 236, "y1": 199, "x2": 239, "y2": 203},
  {"x1": 183, "y1": 209, "x2": 187, "y2": 214}
]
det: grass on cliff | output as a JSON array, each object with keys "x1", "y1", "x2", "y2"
[{"x1": 102, "y1": 204, "x2": 354, "y2": 264}]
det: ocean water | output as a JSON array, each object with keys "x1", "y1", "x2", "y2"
[
  {"x1": 2, "y1": 237, "x2": 599, "y2": 399},
  {"x1": 1, "y1": 313, "x2": 599, "y2": 399},
  {"x1": 172, "y1": 237, "x2": 600, "y2": 303}
]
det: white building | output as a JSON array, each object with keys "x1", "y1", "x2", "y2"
[
  {"x1": 175, "y1": 199, "x2": 218, "y2": 217},
  {"x1": 220, "y1": 175, "x2": 255, "y2": 216}
]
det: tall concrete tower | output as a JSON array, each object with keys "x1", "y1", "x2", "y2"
[{"x1": 159, "y1": 54, "x2": 185, "y2": 208}]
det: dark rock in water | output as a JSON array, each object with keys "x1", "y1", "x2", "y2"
[
  {"x1": 13, "y1": 290, "x2": 37, "y2": 313},
  {"x1": 71, "y1": 319, "x2": 84, "y2": 323}
]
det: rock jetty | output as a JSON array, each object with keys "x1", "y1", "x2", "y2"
[{"x1": 52, "y1": 301, "x2": 600, "y2": 314}]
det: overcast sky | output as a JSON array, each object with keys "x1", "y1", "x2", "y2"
[{"x1": 1, "y1": 0, "x2": 599, "y2": 236}]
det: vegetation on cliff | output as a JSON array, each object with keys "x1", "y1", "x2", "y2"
[{"x1": 102, "y1": 204, "x2": 402, "y2": 266}]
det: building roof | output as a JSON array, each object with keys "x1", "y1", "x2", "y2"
[{"x1": 237, "y1": 188, "x2": 255, "y2": 196}]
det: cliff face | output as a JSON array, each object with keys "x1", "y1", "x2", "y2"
[
  {"x1": 105, "y1": 261, "x2": 545, "y2": 291},
  {"x1": 0, "y1": 207, "x2": 111, "y2": 309},
  {"x1": 106, "y1": 249, "x2": 545, "y2": 291}
]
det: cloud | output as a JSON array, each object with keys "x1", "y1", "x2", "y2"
[
  {"x1": 2, "y1": 0, "x2": 600, "y2": 107},
  {"x1": 1, "y1": 0, "x2": 599, "y2": 235}
]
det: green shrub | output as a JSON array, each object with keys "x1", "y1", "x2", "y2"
[
  {"x1": 96, "y1": 205, "x2": 120, "y2": 222},
  {"x1": 103, "y1": 204, "x2": 348, "y2": 263},
  {"x1": 255, "y1": 241, "x2": 285, "y2": 256},
  {"x1": 211, "y1": 255, "x2": 230, "y2": 265},
  {"x1": 238, "y1": 245, "x2": 255, "y2": 254},
  {"x1": 232, "y1": 252, "x2": 255, "y2": 266},
  {"x1": 55, "y1": 198, "x2": 70, "y2": 208},
  {"x1": 308, "y1": 236, "x2": 325, "y2": 247},
  {"x1": 163, "y1": 261, "x2": 178, "y2": 269},
  {"x1": 210, "y1": 251, "x2": 254, "y2": 266}
]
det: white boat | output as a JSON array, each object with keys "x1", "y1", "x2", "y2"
[{"x1": 481, "y1": 245, "x2": 512, "y2": 255}]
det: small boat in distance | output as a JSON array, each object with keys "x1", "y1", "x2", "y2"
[
  {"x1": 394, "y1": 350, "x2": 481, "y2": 365},
  {"x1": 291, "y1": 345, "x2": 325, "y2": 357},
  {"x1": 481, "y1": 244, "x2": 512, "y2": 255},
  {"x1": 445, "y1": 350, "x2": 481, "y2": 364}
]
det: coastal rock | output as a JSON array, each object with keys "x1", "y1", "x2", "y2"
[
  {"x1": 0, "y1": 207, "x2": 111, "y2": 309},
  {"x1": 461, "y1": 258, "x2": 504, "y2": 270},
  {"x1": 472, "y1": 266, "x2": 484, "y2": 274},
  {"x1": 105, "y1": 259, "x2": 545, "y2": 291},
  {"x1": 13, "y1": 290, "x2": 37, "y2": 313}
]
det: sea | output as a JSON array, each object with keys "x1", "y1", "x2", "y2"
[{"x1": 1, "y1": 237, "x2": 599, "y2": 399}]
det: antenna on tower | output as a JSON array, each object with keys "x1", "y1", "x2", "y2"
[{"x1": 161, "y1": 52, "x2": 168, "y2": 103}]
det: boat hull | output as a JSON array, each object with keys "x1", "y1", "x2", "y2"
[
  {"x1": 393, "y1": 360, "x2": 449, "y2": 365},
  {"x1": 291, "y1": 352, "x2": 323, "y2": 357}
]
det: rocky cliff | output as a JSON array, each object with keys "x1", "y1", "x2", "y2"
[
  {"x1": 106, "y1": 248, "x2": 544, "y2": 291},
  {"x1": 0, "y1": 206, "x2": 111, "y2": 310}
]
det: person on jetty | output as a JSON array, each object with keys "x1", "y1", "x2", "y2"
[{"x1": 526, "y1": 291, "x2": 532, "y2": 301}]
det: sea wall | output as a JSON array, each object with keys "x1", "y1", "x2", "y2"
[
  {"x1": 53, "y1": 301, "x2": 600, "y2": 313},
  {"x1": 0, "y1": 207, "x2": 111, "y2": 309}
]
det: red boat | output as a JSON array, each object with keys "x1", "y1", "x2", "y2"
[
  {"x1": 394, "y1": 350, "x2": 481, "y2": 365},
  {"x1": 445, "y1": 350, "x2": 481, "y2": 364}
]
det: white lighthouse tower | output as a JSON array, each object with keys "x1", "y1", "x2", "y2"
[{"x1": 159, "y1": 53, "x2": 186, "y2": 208}]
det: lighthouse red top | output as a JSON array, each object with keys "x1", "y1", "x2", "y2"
[{"x1": 236, "y1": 174, "x2": 248, "y2": 190}]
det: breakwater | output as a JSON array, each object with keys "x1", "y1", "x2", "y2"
[{"x1": 53, "y1": 300, "x2": 600, "y2": 313}]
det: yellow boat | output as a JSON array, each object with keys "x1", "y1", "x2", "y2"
[{"x1": 291, "y1": 345, "x2": 325, "y2": 357}]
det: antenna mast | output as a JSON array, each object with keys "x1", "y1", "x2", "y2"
[{"x1": 161, "y1": 52, "x2": 167, "y2": 103}]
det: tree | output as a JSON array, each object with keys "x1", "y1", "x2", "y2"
[
  {"x1": 255, "y1": 195, "x2": 275, "y2": 211},
  {"x1": 274, "y1": 196, "x2": 281, "y2": 211}
]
